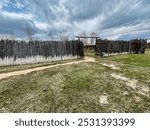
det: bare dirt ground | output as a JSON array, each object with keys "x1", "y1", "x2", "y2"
[
  {"x1": 111, "y1": 73, "x2": 149, "y2": 96},
  {"x1": 101, "y1": 63, "x2": 120, "y2": 70},
  {"x1": 0, "y1": 57, "x2": 95, "y2": 80}
]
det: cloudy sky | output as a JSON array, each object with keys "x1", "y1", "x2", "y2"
[{"x1": 0, "y1": 0, "x2": 150, "y2": 40}]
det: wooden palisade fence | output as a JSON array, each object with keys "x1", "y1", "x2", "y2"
[
  {"x1": 146, "y1": 42, "x2": 150, "y2": 49},
  {"x1": 0, "y1": 40, "x2": 84, "y2": 66},
  {"x1": 95, "y1": 39, "x2": 147, "y2": 57}
]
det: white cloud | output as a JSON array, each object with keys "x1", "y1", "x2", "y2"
[
  {"x1": 1, "y1": 11, "x2": 33, "y2": 20},
  {"x1": 15, "y1": 2, "x2": 24, "y2": 9},
  {"x1": 99, "y1": 19, "x2": 150, "y2": 40},
  {"x1": 0, "y1": 0, "x2": 150, "y2": 40},
  {"x1": 34, "y1": 21, "x2": 49, "y2": 31}
]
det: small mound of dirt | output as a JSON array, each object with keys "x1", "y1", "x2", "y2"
[
  {"x1": 101, "y1": 63, "x2": 119, "y2": 70},
  {"x1": 99, "y1": 95, "x2": 108, "y2": 105}
]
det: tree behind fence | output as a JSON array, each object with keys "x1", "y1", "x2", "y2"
[{"x1": 0, "y1": 40, "x2": 84, "y2": 66}]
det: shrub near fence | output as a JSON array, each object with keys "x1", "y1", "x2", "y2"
[
  {"x1": 0, "y1": 40, "x2": 84, "y2": 66},
  {"x1": 95, "y1": 39, "x2": 147, "y2": 56}
]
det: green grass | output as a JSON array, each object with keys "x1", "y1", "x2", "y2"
[
  {"x1": 101, "y1": 50, "x2": 150, "y2": 84},
  {"x1": 0, "y1": 50, "x2": 150, "y2": 113},
  {"x1": 110, "y1": 51, "x2": 150, "y2": 67}
]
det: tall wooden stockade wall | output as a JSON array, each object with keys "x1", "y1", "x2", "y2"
[
  {"x1": 95, "y1": 39, "x2": 147, "y2": 57},
  {"x1": 147, "y1": 43, "x2": 150, "y2": 49},
  {"x1": 0, "y1": 40, "x2": 84, "y2": 66}
]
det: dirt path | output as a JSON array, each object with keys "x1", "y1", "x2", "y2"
[
  {"x1": 0, "y1": 57, "x2": 95, "y2": 80},
  {"x1": 111, "y1": 73, "x2": 149, "y2": 96},
  {"x1": 100, "y1": 63, "x2": 120, "y2": 70}
]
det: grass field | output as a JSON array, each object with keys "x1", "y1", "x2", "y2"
[{"x1": 0, "y1": 50, "x2": 150, "y2": 113}]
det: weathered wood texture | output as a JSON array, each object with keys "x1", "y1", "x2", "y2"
[
  {"x1": 146, "y1": 43, "x2": 150, "y2": 49},
  {"x1": 0, "y1": 40, "x2": 84, "y2": 66},
  {"x1": 95, "y1": 39, "x2": 146, "y2": 56}
]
